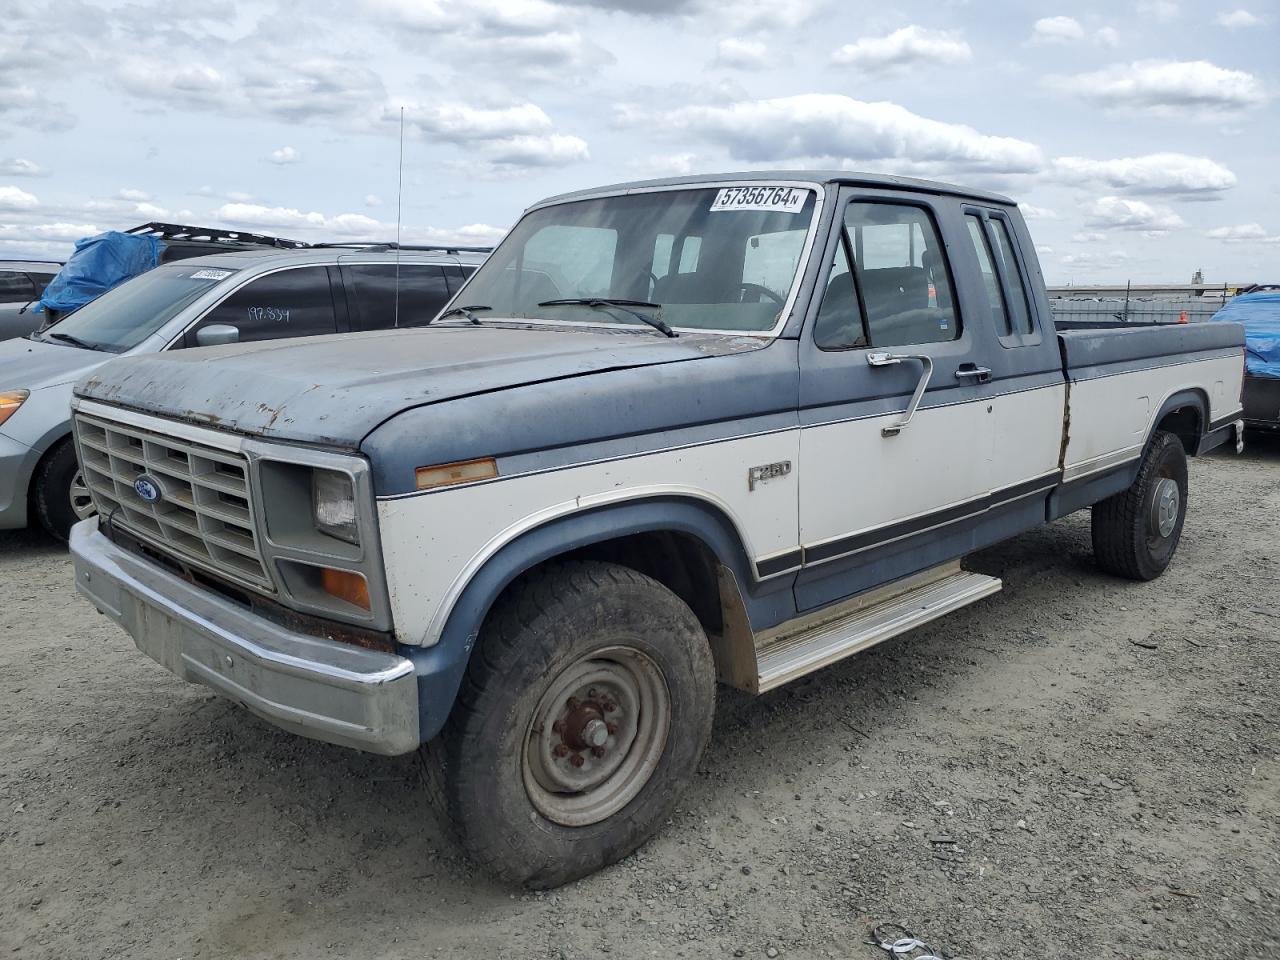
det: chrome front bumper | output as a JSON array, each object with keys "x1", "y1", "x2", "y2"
[{"x1": 70, "y1": 520, "x2": 420, "y2": 755}]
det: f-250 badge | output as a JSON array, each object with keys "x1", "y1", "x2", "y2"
[{"x1": 748, "y1": 460, "x2": 792, "y2": 491}]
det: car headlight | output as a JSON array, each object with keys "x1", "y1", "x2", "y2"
[
  {"x1": 0, "y1": 390, "x2": 29, "y2": 428},
  {"x1": 312, "y1": 468, "x2": 358, "y2": 544}
]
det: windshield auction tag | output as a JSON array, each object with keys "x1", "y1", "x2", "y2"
[
  {"x1": 709, "y1": 186, "x2": 808, "y2": 214},
  {"x1": 189, "y1": 269, "x2": 233, "y2": 281}
]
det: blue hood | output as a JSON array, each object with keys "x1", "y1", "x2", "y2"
[{"x1": 74, "y1": 324, "x2": 762, "y2": 449}]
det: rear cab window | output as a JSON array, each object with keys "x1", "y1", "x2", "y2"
[{"x1": 963, "y1": 209, "x2": 1039, "y2": 345}]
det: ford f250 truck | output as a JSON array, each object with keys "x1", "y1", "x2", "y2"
[{"x1": 67, "y1": 172, "x2": 1246, "y2": 888}]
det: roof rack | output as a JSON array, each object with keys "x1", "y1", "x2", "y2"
[
  {"x1": 309, "y1": 242, "x2": 494, "y2": 254},
  {"x1": 125, "y1": 222, "x2": 311, "y2": 250}
]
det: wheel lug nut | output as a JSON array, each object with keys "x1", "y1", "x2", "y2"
[
  {"x1": 591, "y1": 746, "x2": 606, "y2": 758},
  {"x1": 603, "y1": 701, "x2": 616, "y2": 713},
  {"x1": 553, "y1": 744, "x2": 569, "y2": 758},
  {"x1": 551, "y1": 720, "x2": 563, "y2": 734},
  {"x1": 588, "y1": 688, "x2": 598, "y2": 698},
  {"x1": 606, "y1": 722, "x2": 618, "y2": 735},
  {"x1": 567, "y1": 697, "x2": 580, "y2": 710},
  {"x1": 570, "y1": 753, "x2": 585, "y2": 768}
]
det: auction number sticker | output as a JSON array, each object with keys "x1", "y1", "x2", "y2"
[
  {"x1": 709, "y1": 185, "x2": 808, "y2": 214},
  {"x1": 190, "y1": 269, "x2": 233, "y2": 281}
]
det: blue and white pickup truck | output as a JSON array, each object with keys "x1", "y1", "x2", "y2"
[{"x1": 67, "y1": 172, "x2": 1245, "y2": 887}]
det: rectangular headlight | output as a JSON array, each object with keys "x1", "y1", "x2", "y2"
[{"x1": 312, "y1": 468, "x2": 358, "y2": 544}]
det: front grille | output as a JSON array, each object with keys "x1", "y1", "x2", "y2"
[{"x1": 74, "y1": 411, "x2": 273, "y2": 592}]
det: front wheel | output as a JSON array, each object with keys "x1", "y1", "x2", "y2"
[
  {"x1": 1091, "y1": 429, "x2": 1188, "y2": 581},
  {"x1": 34, "y1": 438, "x2": 96, "y2": 542},
  {"x1": 432, "y1": 560, "x2": 715, "y2": 888}
]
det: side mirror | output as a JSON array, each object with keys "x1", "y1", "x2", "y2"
[{"x1": 195, "y1": 323, "x2": 240, "y2": 347}]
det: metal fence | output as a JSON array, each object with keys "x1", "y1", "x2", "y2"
[{"x1": 1049, "y1": 296, "x2": 1224, "y2": 324}]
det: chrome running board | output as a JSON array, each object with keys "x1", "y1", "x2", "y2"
[{"x1": 754, "y1": 564, "x2": 1002, "y2": 692}]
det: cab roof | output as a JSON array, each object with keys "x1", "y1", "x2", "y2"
[{"x1": 532, "y1": 170, "x2": 1017, "y2": 210}]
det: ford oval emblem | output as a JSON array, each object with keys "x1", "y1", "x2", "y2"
[{"x1": 133, "y1": 475, "x2": 161, "y2": 504}]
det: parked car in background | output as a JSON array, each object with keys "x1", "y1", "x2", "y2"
[
  {"x1": 63, "y1": 171, "x2": 1244, "y2": 887},
  {"x1": 1211, "y1": 284, "x2": 1280, "y2": 431},
  {"x1": 0, "y1": 243, "x2": 489, "y2": 540},
  {"x1": 35, "y1": 222, "x2": 313, "y2": 330},
  {"x1": 0, "y1": 260, "x2": 62, "y2": 341}
]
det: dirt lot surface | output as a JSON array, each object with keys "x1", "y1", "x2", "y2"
[{"x1": 3, "y1": 438, "x2": 1278, "y2": 960}]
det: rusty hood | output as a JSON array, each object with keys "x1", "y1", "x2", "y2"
[{"x1": 74, "y1": 324, "x2": 759, "y2": 448}]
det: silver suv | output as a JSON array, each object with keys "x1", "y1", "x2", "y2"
[{"x1": 0, "y1": 244, "x2": 489, "y2": 539}]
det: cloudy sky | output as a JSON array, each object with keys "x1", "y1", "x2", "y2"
[{"x1": 0, "y1": 0, "x2": 1274, "y2": 283}]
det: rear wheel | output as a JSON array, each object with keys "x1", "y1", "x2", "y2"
[
  {"x1": 432, "y1": 560, "x2": 715, "y2": 888},
  {"x1": 1091, "y1": 429, "x2": 1188, "y2": 581},
  {"x1": 34, "y1": 438, "x2": 96, "y2": 542}
]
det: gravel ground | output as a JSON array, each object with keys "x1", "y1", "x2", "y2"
[{"x1": 2, "y1": 437, "x2": 1277, "y2": 960}]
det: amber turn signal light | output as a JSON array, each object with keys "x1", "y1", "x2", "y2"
[
  {"x1": 321, "y1": 568, "x2": 371, "y2": 610},
  {"x1": 415, "y1": 457, "x2": 498, "y2": 491},
  {"x1": 0, "y1": 390, "x2": 29, "y2": 428}
]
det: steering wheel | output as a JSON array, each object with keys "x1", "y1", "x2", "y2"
[{"x1": 738, "y1": 282, "x2": 784, "y2": 305}]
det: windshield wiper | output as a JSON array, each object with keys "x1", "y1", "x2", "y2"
[
  {"x1": 42, "y1": 331, "x2": 100, "y2": 351},
  {"x1": 434, "y1": 304, "x2": 492, "y2": 325},
  {"x1": 537, "y1": 298, "x2": 677, "y2": 339}
]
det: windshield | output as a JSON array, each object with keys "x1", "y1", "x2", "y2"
[
  {"x1": 38, "y1": 264, "x2": 235, "y2": 353},
  {"x1": 453, "y1": 184, "x2": 818, "y2": 333}
]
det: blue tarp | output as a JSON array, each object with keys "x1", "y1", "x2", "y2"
[
  {"x1": 37, "y1": 230, "x2": 164, "y2": 314},
  {"x1": 1211, "y1": 291, "x2": 1280, "y2": 379}
]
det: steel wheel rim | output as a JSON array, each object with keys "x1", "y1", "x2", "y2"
[
  {"x1": 523, "y1": 645, "x2": 671, "y2": 827},
  {"x1": 1149, "y1": 475, "x2": 1179, "y2": 540},
  {"x1": 70, "y1": 471, "x2": 96, "y2": 520}
]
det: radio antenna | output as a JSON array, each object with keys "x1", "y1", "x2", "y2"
[{"x1": 394, "y1": 105, "x2": 405, "y2": 328}]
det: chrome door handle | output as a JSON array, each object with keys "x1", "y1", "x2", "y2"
[
  {"x1": 866, "y1": 351, "x2": 934, "y2": 437},
  {"x1": 955, "y1": 364, "x2": 992, "y2": 384}
]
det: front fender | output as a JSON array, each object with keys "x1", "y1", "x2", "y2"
[{"x1": 399, "y1": 496, "x2": 794, "y2": 743}]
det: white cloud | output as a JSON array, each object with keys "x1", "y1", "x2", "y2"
[
  {"x1": 1072, "y1": 231, "x2": 1108, "y2": 242},
  {"x1": 1137, "y1": 1, "x2": 1180, "y2": 20},
  {"x1": 398, "y1": 102, "x2": 588, "y2": 168},
  {"x1": 0, "y1": 185, "x2": 39, "y2": 210},
  {"x1": 117, "y1": 188, "x2": 150, "y2": 201},
  {"x1": 1051, "y1": 153, "x2": 1237, "y2": 195},
  {"x1": 628, "y1": 152, "x2": 700, "y2": 176},
  {"x1": 1094, "y1": 26, "x2": 1120, "y2": 47},
  {"x1": 1019, "y1": 204, "x2": 1060, "y2": 220},
  {"x1": 652, "y1": 94, "x2": 1043, "y2": 174},
  {"x1": 0, "y1": 222, "x2": 97, "y2": 242},
  {"x1": 269, "y1": 146, "x2": 302, "y2": 165},
  {"x1": 832, "y1": 26, "x2": 971, "y2": 71},
  {"x1": 1206, "y1": 223, "x2": 1280, "y2": 242},
  {"x1": 364, "y1": 194, "x2": 383, "y2": 207},
  {"x1": 1085, "y1": 196, "x2": 1185, "y2": 233},
  {"x1": 715, "y1": 38, "x2": 768, "y2": 69},
  {"x1": 1058, "y1": 60, "x2": 1267, "y2": 114},
  {"x1": 0, "y1": 158, "x2": 43, "y2": 177},
  {"x1": 1032, "y1": 16, "x2": 1085, "y2": 43},
  {"x1": 1215, "y1": 9, "x2": 1263, "y2": 28},
  {"x1": 210, "y1": 201, "x2": 506, "y2": 247}
]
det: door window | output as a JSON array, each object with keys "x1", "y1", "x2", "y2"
[
  {"x1": 0, "y1": 270, "x2": 35, "y2": 304},
  {"x1": 965, "y1": 216, "x2": 1012, "y2": 337},
  {"x1": 342, "y1": 263, "x2": 452, "y2": 330},
  {"x1": 813, "y1": 237, "x2": 862, "y2": 349},
  {"x1": 845, "y1": 203, "x2": 958, "y2": 347},
  {"x1": 990, "y1": 217, "x2": 1034, "y2": 335},
  {"x1": 189, "y1": 267, "x2": 337, "y2": 345}
]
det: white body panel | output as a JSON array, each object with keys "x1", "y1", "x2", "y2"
[
  {"x1": 990, "y1": 384, "x2": 1067, "y2": 491},
  {"x1": 377, "y1": 430, "x2": 801, "y2": 647},
  {"x1": 799, "y1": 401, "x2": 992, "y2": 547},
  {"x1": 1062, "y1": 355, "x2": 1240, "y2": 481}
]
